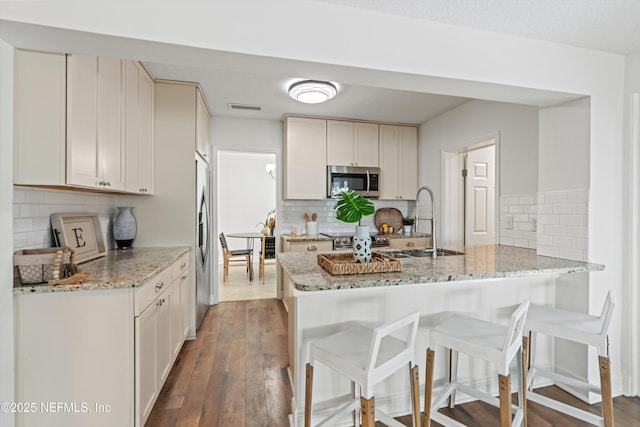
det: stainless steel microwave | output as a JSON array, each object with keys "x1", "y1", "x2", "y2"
[{"x1": 327, "y1": 165, "x2": 380, "y2": 198}]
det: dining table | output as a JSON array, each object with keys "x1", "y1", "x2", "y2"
[{"x1": 226, "y1": 231, "x2": 265, "y2": 252}]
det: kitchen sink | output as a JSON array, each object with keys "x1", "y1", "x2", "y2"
[{"x1": 385, "y1": 248, "x2": 464, "y2": 258}]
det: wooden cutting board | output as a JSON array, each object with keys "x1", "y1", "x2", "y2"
[{"x1": 374, "y1": 208, "x2": 403, "y2": 232}]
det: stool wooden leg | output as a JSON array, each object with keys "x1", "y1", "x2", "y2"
[
  {"x1": 361, "y1": 396, "x2": 375, "y2": 427},
  {"x1": 410, "y1": 364, "x2": 421, "y2": 427},
  {"x1": 422, "y1": 348, "x2": 434, "y2": 427},
  {"x1": 521, "y1": 336, "x2": 528, "y2": 427},
  {"x1": 498, "y1": 374, "x2": 511, "y2": 427},
  {"x1": 449, "y1": 349, "x2": 458, "y2": 408},
  {"x1": 304, "y1": 363, "x2": 313, "y2": 427},
  {"x1": 599, "y1": 355, "x2": 614, "y2": 427}
]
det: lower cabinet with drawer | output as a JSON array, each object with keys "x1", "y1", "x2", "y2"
[
  {"x1": 388, "y1": 236, "x2": 429, "y2": 249},
  {"x1": 281, "y1": 239, "x2": 333, "y2": 253},
  {"x1": 135, "y1": 251, "x2": 190, "y2": 427},
  {"x1": 13, "y1": 249, "x2": 191, "y2": 427}
]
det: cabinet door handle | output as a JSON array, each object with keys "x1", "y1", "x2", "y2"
[
  {"x1": 307, "y1": 245, "x2": 317, "y2": 251},
  {"x1": 155, "y1": 281, "x2": 164, "y2": 291},
  {"x1": 181, "y1": 275, "x2": 188, "y2": 280},
  {"x1": 180, "y1": 262, "x2": 186, "y2": 268},
  {"x1": 406, "y1": 242, "x2": 415, "y2": 247}
]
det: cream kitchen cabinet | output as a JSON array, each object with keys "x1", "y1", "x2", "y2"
[
  {"x1": 283, "y1": 116, "x2": 327, "y2": 199},
  {"x1": 281, "y1": 239, "x2": 333, "y2": 253},
  {"x1": 13, "y1": 50, "x2": 154, "y2": 194},
  {"x1": 67, "y1": 54, "x2": 126, "y2": 191},
  {"x1": 13, "y1": 249, "x2": 190, "y2": 427},
  {"x1": 125, "y1": 60, "x2": 155, "y2": 194},
  {"x1": 327, "y1": 120, "x2": 379, "y2": 167},
  {"x1": 135, "y1": 252, "x2": 190, "y2": 427},
  {"x1": 388, "y1": 236, "x2": 429, "y2": 249},
  {"x1": 196, "y1": 88, "x2": 210, "y2": 162},
  {"x1": 379, "y1": 124, "x2": 418, "y2": 200},
  {"x1": 135, "y1": 268, "x2": 173, "y2": 427},
  {"x1": 171, "y1": 252, "x2": 191, "y2": 358},
  {"x1": 13, "y1": 50, "x2": 67, "y2": 185}
]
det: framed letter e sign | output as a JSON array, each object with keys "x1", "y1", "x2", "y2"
[{"x1": 50, "y1": 213, "x2": 107, "y2": 263}]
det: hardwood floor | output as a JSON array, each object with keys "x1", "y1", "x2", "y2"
[
  {"x1": 147, "y1": 299, "x2": 640, "y2": 427},
  {"x1": 218, "y1": 263, "x2": 277, "y2": 302}
]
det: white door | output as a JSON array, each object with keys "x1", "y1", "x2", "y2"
[{"x1": 465, "y1": 144, "x2": 496, "y2": 245}]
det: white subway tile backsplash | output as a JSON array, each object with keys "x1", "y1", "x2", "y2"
[
  {"x1": 501, "y1": 190, "x2": 588, "y2": 261},
  {"x1": 566, "y1": 191, "x2": 588, "y2": 203},
  {"x1": 13, "y1": 187, "x2": 118, "y2": 252},
  {"x1": 559, "y1": 215, "x2": 585, "y2": 226},
  {"x1": 544, "y1": 225, "x2": 567, "y2": 237},
  {"x1": 541, "y1": 192, "x2": 567, "y2": 204},
  {"x1": 559, "y1": 247, "x2": 585, "y2": 262},
  {"x1": 552, "y1": 204, "x2": 576, "y2": 215},
  {"x1": 499, "y1": 194, "x2": 537, "y2": 249},
  {"x1": 537, "y1": 189, "x2": 588, "y2": 262}
]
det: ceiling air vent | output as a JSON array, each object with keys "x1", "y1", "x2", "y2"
[{"x1": 228, "y1": 103, "x2": 262, "y2": 112}]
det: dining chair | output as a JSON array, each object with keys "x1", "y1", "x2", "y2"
[
  {"x1": 219, "y1": 232, "x2": 253, "y2": 282},
  {"x1": 259, "y1": 235, "x2": 277, "y2": 284}
]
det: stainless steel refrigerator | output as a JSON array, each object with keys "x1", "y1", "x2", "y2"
[{"x1": 195, "y1": 155, "x2": 211, "y2": 329}]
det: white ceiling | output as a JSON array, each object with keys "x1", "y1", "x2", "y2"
[
  {"x1": 319, "y1": 0, "x2": 640, "y2": 55},
  {"x1": 146, "y1": 0, "x2": 640, "y2": 123},
  {"x1": 2, "y1": 1, "x2": 639, "y2": 124}
]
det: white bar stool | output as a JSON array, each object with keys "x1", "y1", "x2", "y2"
[
  {"x1": 423, "y1": 301, "x2": 530, "y2": 427},
  {"x1": 524, "y1": 290, "x2": 616, "y2": 426},
  {"x1": 304, "y1": 312, "x2": 421, "y2": 427}
]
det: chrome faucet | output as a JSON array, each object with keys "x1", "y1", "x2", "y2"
[{"x1": 415, "y1": 186, "x2": 437, "y2": 258}]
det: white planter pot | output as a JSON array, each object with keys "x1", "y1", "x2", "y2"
[{"x1": 353, "y1": 225, "x2": 372, "y2": 263}]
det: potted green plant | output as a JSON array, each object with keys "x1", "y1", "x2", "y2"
[
  {"x1": 402, "y1": 216, "x2": 415, "y2": 234},
  {"x1": 334, "y1": 190, "x2": 375, "y2": 263}
]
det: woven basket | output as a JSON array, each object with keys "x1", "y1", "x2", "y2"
[
  {"x1": 317, "y1": 252, "x2": 402, "y2": 275},
  {"x1": 14, "y1": 247, "x2": 72, "y2": 284}
]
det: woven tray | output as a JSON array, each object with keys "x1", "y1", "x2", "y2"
[
  {"x1": 374, "y1": 208, "x2": 403, "y2": 233},
  {"x1": 317, "y1": 252, "x2": 402, "y2": 275}
]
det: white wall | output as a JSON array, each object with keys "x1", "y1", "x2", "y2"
[
  {"x1": 539, "y1": 97, "x2": 590, "y2": 192},
  {"x1": 420, "y1": 99, "x2": 539, "y2": 246},
  {"x1": 0, "y1": 38, "x2": 14, "y2": 427},
  {"x1": 217, "y1": 151, "x2": 276, "y2": 259},
  {"x1": 623, "y1": 50, "x2": 640, "y2": 396}
]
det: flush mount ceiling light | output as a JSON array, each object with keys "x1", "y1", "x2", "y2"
[{"x1": 288, "y1": 80, "x2": 337, "y2": 104}]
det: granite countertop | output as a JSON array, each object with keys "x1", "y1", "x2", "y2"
[
  {"x1": 278, "y1": 245, "x2": 605, "y2": 292},
  {"x1": 13, "y1": 246, "x2": 190, "y2": 294}
]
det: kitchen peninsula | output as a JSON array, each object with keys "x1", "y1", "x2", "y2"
[{"x1": 279, "y1": 245, "x2": 604, "y2": 426}]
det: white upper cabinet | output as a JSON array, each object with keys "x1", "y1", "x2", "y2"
[
  {"x1": 284, "y1": 116, "x2": 327, "y2": 200},
  {"x1": 67, "y1": 54, "x2": 126, "y2": 191},
  {"x1": 379, "y1": 124, "x2": 418, "y2": 200},
  {"x1": 13, "y1": 50, "x2": 67, "y2": 186},
  {"x1": 196, "y1": 88, "x2": 210, "y2": 162},
  {"x1": 327, "y1": 120, "x2": 378, "y2": 167},
  {"x1": 125, "y1": 60, "x2": 155, "y2": 194},
  {"x1": 14, "y1": 50, "x2": 155, "y2": 194}
]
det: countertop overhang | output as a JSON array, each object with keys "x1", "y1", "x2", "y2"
[
  {"x1": 13, "y1": 246, "x2": 190, "y2": 294},
  {"x1": 278, "y1": 245, "x2": 605, "y2": 292}
]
